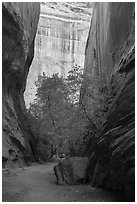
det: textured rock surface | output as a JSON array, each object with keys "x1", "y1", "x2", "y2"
[
  {"x1": 24, "y1": 2, "x2": 92, "y2": 107},
  {"x1": 83, "y1": 2, "x2": 135, "y2": 200},
  {"x1": 2, "y1": 2, "x2": 40, "y2": 168},
  {"x1": 54, "y1": 157, "x2": 89, "y2": 185}
]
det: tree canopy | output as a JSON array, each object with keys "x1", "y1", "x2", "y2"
[{"x1": 27, "y1": 65, "x2": 107, "y2": 160}]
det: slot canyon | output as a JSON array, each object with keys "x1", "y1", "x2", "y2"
[{"x1": 2, "y1": 2, "x2": 135, "y2": 202}]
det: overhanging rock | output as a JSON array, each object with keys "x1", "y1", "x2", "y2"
[{"x1": 2, "y1": 2, "x2": 40, "y2": 168}]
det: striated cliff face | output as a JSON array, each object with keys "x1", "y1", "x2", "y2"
[
  {"x1": 2, "y1": 3, "x2": 40, "y2": 168},
  {"x1": 84, "y1": 2, "x2": 135, "y2": 200},
  {"x1": 24, "y1": 2, "x2": 92, "y2": 107}
]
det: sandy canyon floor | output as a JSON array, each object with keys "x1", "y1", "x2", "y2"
[{"x1": 2, "y1": 162, "x2": 125, "y2": 202}]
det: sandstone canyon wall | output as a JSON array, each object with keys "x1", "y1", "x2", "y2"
[
  {"x1": 2, "y1": 2, "x2": 40, "y2": 168},
  {"x1": 84, "y1": 3, "x2": 135, "y2": 200},
  {"x1": 24, "y1": 2, "x2": 92, "y2": 107},
  {"x1": 2, "y1": 3, "x2": 135, "y2": 200}
]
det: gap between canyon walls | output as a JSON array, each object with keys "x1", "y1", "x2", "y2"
[
  {"x1": 24, "y1": 2, "x2": 93, "y2": 107},
  {"x1": 2, "y1": 2, "x2": 135, "y2": 201}
]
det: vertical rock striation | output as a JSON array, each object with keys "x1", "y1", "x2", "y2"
[
  {"x1": 84, "y1": 3, "x2": 135, "y2": 200},
  {"x1": 24, "y1": 2, "x2": 92, "y2": 107},
  {"x1": 2, "y1": 2, "x2": 40, "y2": 168}
]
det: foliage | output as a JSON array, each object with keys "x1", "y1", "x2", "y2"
[
  {"x1": 77, "y1": 69, "x2": 110, "y2": 156},
  {"x1": 26, "y1": 62, "x2": 111, "y2": 160},
  {"x1": 27, "y1": 66, "x2": 89, "y2": 159},
  {"x1": 65, "y1": 65, "x2": 83, "y2": 104}
]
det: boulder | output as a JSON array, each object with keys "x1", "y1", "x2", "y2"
[{"x1": 54, "y1": 157, "x2": 89, "y2": 185}]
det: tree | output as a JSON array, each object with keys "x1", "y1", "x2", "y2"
[
  {"x1": 66, "y1": 65, "x2": 83, "y2": 104},
  {"x1": 27, "y1": 64, "x2": 108, "y2": 159},
  {"x1": 27, "y1": 66, "x2": 90, "y2": 158}
]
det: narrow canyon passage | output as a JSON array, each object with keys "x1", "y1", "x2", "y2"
[
  {"x1": 2, "y1": 163, "x2": 124, "y2": 202},
  {"x1": 2, "y1": 2, "x2": 135, "y2": 202}
]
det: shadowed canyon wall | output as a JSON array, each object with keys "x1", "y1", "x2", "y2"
[
  {"x1": 2, "y1": 2, "x2": 40, "y2": 168},
  {"x1": 24, "y1": 2, "x2": 92, "y2": 107},
  {"x1": 2, "y1": 3, "x2": 135, "y2": 200},
  {"x1": 83, "y1": 2, "x2": 135, "y2": 200}
]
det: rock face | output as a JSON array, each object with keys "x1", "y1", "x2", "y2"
[
  {"x1": 83, "y1": 2, "x2": 135, "y2": 201},
  {"x1": 2, "y1": 3, "x2": 40, "y2": 168},
  {"x1": 24, "y1": 2, "x2": 92, "y2": 107}
]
